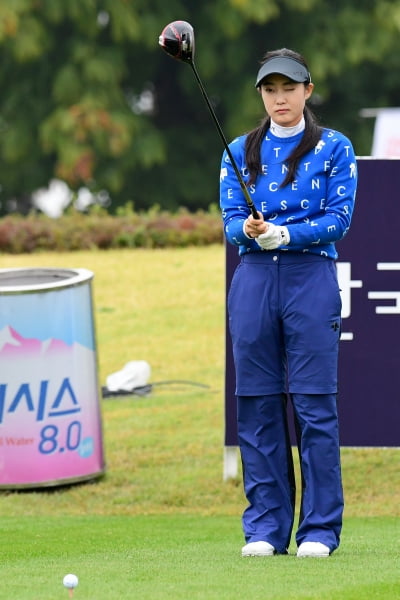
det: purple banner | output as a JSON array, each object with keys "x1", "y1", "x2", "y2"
[{"x1": 225, "y1": 158, "x2": 400, "y2": 447}]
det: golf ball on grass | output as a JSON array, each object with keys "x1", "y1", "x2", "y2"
[
  {"x1": 63, "y1": 573, "x2": 78, "y2": 589},
  {"x1": 63, "y1": 573, "x2": 78, "y2": 588}
]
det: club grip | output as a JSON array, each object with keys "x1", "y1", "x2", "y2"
[{"x1": 239, "y1": 182, "x2": 259, "y2": 220}]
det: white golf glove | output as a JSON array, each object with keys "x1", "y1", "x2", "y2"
[{"x1": 256, "y1": 223, "x2": 290, "y2": 250}]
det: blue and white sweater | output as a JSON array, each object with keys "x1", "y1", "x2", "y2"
[{"x1": 220, "y1": 128, "x2": 357, "y2": 259}]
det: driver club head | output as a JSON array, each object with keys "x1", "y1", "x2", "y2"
[{"x1": 158, "y1": 20, "x2": 195, "y2": 63}]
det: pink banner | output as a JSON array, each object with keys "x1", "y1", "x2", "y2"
[{"x1": 0, "y1": 268, "x2": 105, "y2": 487}]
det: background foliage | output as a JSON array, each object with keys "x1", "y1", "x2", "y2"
[
  {"x1": 0, "y1": 205, "x2": 223, "y2": 252},
  {"x1": 0, "y1": 0, "x2": 399, "y2": 215}
]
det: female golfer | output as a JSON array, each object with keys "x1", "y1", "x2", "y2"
[{"x1": 220, "y1": 48, "x2": 357, "y2": 558}]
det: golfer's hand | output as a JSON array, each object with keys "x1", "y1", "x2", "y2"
[
  {"x1": 244, "y1": 213, "x2": 267, "y2": 238},
  {"x1": 256, "y1": 223, "x2": 291, "y2": 250}
]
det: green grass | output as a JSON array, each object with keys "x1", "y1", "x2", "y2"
[
  {"x1": 1, "y1": 516, "x2": 400, "y2": 599},
  {"x1": 0, "y1": 247, "x2": 399, "y2": 599}
]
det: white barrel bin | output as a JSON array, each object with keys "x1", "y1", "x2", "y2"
[{"x1": 0, "y1": 267, "x2": 105, "y2": 488}]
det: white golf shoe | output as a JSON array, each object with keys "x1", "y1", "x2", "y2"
[
  {"x1": 297, "y1": 542, "x2": 330, "y2": 558},
  {"x1": 242, "y1": 541, "x2": 275, "y2": 557}
]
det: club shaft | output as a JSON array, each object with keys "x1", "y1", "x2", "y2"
[{"x1": 189, "y1": 61, "x2": 259, "y2": 219}]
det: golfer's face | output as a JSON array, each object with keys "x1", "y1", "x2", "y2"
[{"x1": 259, "y1": 74, "x2": 313, "y2": 127}]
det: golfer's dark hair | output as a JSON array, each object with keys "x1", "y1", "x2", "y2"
[{"x1": 245, "y1": 48, "x2": 322, "y2": 188}]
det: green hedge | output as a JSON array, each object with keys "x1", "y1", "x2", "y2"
[{"x1": 0, "y1": 206, "x2": 224, "y2": 253}]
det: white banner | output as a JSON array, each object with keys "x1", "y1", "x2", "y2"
[{"x1": 371, "y1": 108, "x2": 400, "y2": 157}]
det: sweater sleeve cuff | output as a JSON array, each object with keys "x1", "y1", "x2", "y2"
[{"x1": 242, "y1": 219, "x2": 253, "y2": 239}]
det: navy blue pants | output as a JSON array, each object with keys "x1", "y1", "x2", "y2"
[{"x1": 228, "y1": 252, "x2": 344, "y2": 553}]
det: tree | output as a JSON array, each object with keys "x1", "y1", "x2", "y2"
[
  {"x1": 0, "y1": 0, "x2": 399, "y2": 215},
  {"x1": 0, "y1": 0, "x2": 167, "y2": 214}
]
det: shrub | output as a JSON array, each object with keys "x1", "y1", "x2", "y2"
[{"x1": 0, "y1": 207, "x2": 224, "y2": 253}]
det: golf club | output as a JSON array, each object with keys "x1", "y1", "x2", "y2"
[{"x1": 158, "y1": 20, "x2": 259, "y2": 220}]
